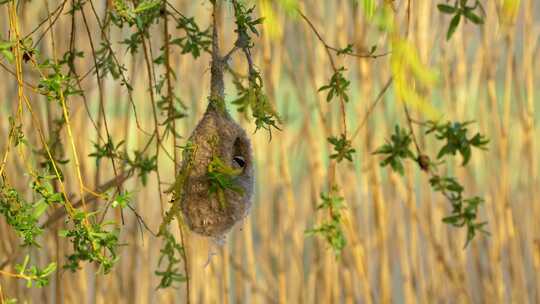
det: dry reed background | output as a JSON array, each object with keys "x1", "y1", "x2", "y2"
[{"x1": 0, "y1": 0, "x2": 539, "y2": 303}]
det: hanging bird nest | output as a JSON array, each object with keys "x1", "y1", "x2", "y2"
[
  {"x1": 159, "y1": 2, "x2": 255, "y2": 242},
  {"x1": 177, "y1": 103, "x2": 254, "y2": 239}
]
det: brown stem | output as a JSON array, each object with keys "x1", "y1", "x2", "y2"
[{"x1": 210, "y1": 1, "x2": 225, "y2": 101}]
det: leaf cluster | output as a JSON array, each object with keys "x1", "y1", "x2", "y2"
[
  {"x1": 0, "y1": 184, "x2": 44, "y2": 247},
  {"x1": 125, "y1": 150, "x2": 158, "y2": 186},
  {"x1": 60, "y1": 211, "x2": 121, "y2": 274},
  {"x1": 306, "y1": 188, "x2": 347, "y2": 257},
  {"x1": 207, "y1": 155, "x2": 244, "y2": 208},
  {"x1": 0, "y1": 173, "x2": 66, "y2": 248},
  {"x1": 169, "y1": 15, "x2": 212, "y2": 58},
  {"x1": 0, "y1": 39, "x2": 14, "y2": 62},
  {"x1": 14, "y1": 255, "x2": 57, "y2": 288},
  {"x1": 110, "y1": 0, "x2": 163, "y2": 61},
  {"x1": 95, "y1": 42, "x2": 128, "y2": 80},
  {"x1": 328, "y1": 134, "x2": 356, "y2": 163},
  {"x1": 374, "y1": 121, "x2": 490, "y2": 246},
  {"x1": 88, "y1": 137, "x2": 125, "y2": 167},
  {"x1": 318, "y1": 67, "x2": 351, "y2": 103},
  {"x1": 8, "y1": 116, "x2": 25, "y2": 147},
  {"x1": 231, "y1": 1, "x2": 264, "y2": 47},
  {"x1": 38, "y1": 60, "x2": 82, "y2": 104},
  {"x1": 155, "y1": 230, "x2": 187, "y2": 289},
  {"x1": 111, "y1": 191, "x2": 132, "y2": 209},
  {"x1": 88, "y1": 137, "x2": 157, "y2": 186},
  {"x1": 438, "y1": 0, "x2": 485, "y2": 40},
  {"x1": 374, "y1": 125, "x2": 415, "y2": 175},
  {"x1": 426, "y1": 120, "x2": 489, "y2": 166},
  {"x1": 110, "y1": 0, "x2": 162, "y2": 31},
  {"x1": 429, "y1": 176, "x2": 488, "y2": 247},
  {"x1": 232, "y1": 74, "x2": 281, "y2": 138}
]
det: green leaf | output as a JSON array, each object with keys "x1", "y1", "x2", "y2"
[
  {"x1": 32, "y1": 200, "x2": 48, "y2": 218},
  {"x1": 460, "y1": 146, "x2": 472, "y2": 165},
  {"x1": 470, "y1": 133, "x2": 489, "y2": 148},
  {"x1": 446, "y1": 13, "x2": 461, "y2": 40},
  {"x1": 463, "y1": 9, "x2": 484, "y2": 24},
  {"x1": 437, "y1": 4, "x2": 457, "y2": 14},
  {"x1": 442, "y1": 215, "x2": 461, "y2": 224},
  {"x1": 327, "y1": 134, "x2": 355, "y2": 163},
  {"x1": 41, "y1": 263, "x2": 57, "y2": 276},
  {"x1": 0, "y1": 40, "x2": 15, "y2": 63},
  {"x1": 58, "y1": 229, "x2": 69, "y2": 237},
  {"x1": 133, "y1": 0, "x2": 161, "y2": 14}
]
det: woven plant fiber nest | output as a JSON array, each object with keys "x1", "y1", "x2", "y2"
[{"x1": 179, "y1": 103, "x2": 254, "y2": 239}]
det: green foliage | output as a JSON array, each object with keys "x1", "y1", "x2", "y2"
[
  {"x1": 0, "y1": 39, "x2": 14, "y2": 62},
  {"x1": 336, "y1": 43, "x2": 354, "y2": 56},
  {"x1": 89, "y1": 137, "x2": 157, "y2": 186},
  {"x1": 60, "y1": 211, "x2": 120, "y2": 274},
  {"x1": 231, "y1": 1, "x2": 265, "y2": 44},
  {"x1": 426, "y1": 120, "x2": 489, "y2": 166},
  {"x1": 306, "y1": 188, "x2": 347, "y2": 257},
  {"x1": 429, "y1": 176, "x2": 488, "y2": 247},
  {"x1": 0, "y1": 173, "x2": 65, "y2": 250},
  {"x1": 159, "y1": 142, "x2": 196, "y2": 234},
  {"x1": 112, "y1": 191, "x2": 132, "y2": 209},
  {"x1": 374, "y1": 121, "x2": 490, "y2": 246},
  {"x1": 438, "y1": 1, "x2": 485, "y2": 40},
  {"x1": 37, "y1": 60, "x2": 82, "y2": 104},
  {"x1": 0, "y1": 184, "x2": 44, "y2": 247},
  {"x1": 0, "y1": 174, "x2": 63, "y2": 248},
  {"x1": 328, "y1": 134, "x2": 355, "y2": 163},
  {"x1": 95, "y1": 42, "x2": 128, "y2": 79},
  {"x1": 89, "y1": 137, "x2": 125, "y2": 166},
  {"x1": 110, "y1": 0, "x2": 162, "y2": 31},
  {"x1": 169, "y1": 15, "x2": 212, "y2": 58},
  {"x1": 207, "y1": 155, "x2": 244, "y2": 208},
  {"x1": 336, "y1": 43, "x2": 378, "y2": 57},
  {"x1": 228, "y1": 0, "x2": 280, "y2": 138},
  {"x1": 125, "y1": 150, "x2": 158, "y2": 186},
  {"x1": 232, "y1": 74, "x2": 281, "y2": 137},
  {"x1": 59, "y1": 49, "x2": 84, "y2": 72},
  {"x1": 8, "y1": 116, "x2": 25, "y2": 147},
  {"x1": 0, "y1": 0, "x2": 217, "y2": 294},
  {"x1": 14, "y1": 255, "x2": 57, "y2": 288},
  {"x1": 152, "y1": 7, "x2": 211, "y2": 141},
  {"x1": 155, "y1": 230, "x2": 187, "y2": 289},
  {"x1": 32, "y1": 175, "x2": 65, "y2": 212},
  {"x1": 318, "y1": 67, "x2": 351, "y2": 103},
  {"x1": 374, "y1": 125, "x2": 415, "y2": 175}
]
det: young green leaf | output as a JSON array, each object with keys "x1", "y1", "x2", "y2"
[
  {"x1": 463, "y1": 8, "x2": 484, "y2": 25},
  {"x1": 447, "y1": 13, "x2": 461, "y2": 40},
  {"x1": 437, "y1": 4, "x2": 457, "y2": 14}
]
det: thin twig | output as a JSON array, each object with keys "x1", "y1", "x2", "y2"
[
  {"x1": 351, "y1": 78, "x2": 393, "y2": 142},
  {"x1": 296, "y1": 9, "x2": 389, "y2": 61},
  {"x1": 297, "y1": 8, "x2": 348, "y2": 137}
]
